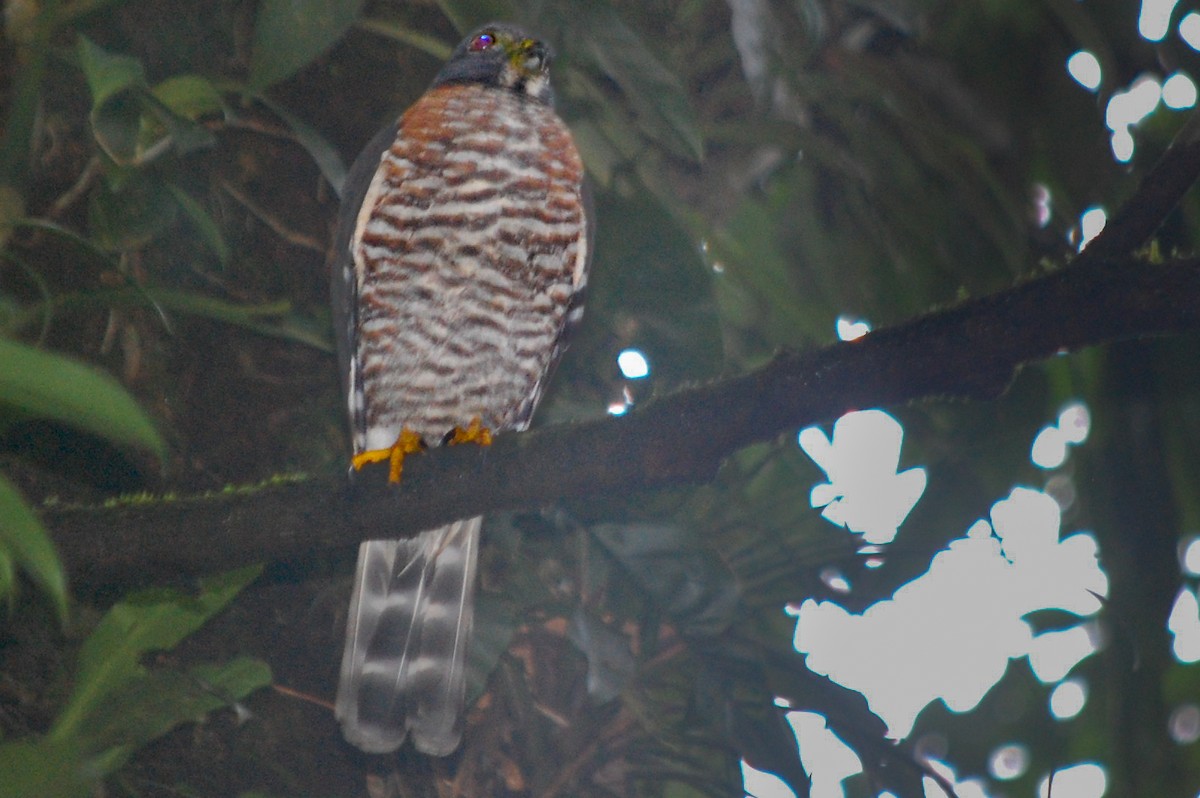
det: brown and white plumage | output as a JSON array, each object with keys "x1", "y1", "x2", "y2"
[{"x1": 332, "y1": 23, "x2": 589, "y2": 756}]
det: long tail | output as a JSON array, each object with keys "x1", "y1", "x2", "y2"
[{"x1": 335, "y1": 517, "x2": 481, "y2": 755}]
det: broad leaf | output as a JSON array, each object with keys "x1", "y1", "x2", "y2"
[
  {"x1": 0, "y1": 337, "x2": 165, "y2": 459},
  {"x1": 167, "y1": 185, "x2": 231, "y2": 267},
  {"x1": 563, "y1": 2, "x2": 703, "y2": 162},
  {"x1": 50, "y1": 566, "x2": 261, "y2": 741},
  {"x1": 592, "y1": 522, "x2": 739, "y2": 637},
  {"x1": 248, "y1": 0, "x2": 366, "y2": 91},
  {"x1": 255, "y1": 95, "x2": 347, "y2": 197},
  {"x1": 0, "y1": 474, "x2": 68, "y2": 623},
  {"x1": 76, "y1": 36, "x2": 147, "y2": 164},
  {"x1": 0, "y1": 738, "x2": 96, "y2": 798},
  {"x1": 81, "y1": 657, "x2": 272, "y2": 755}
]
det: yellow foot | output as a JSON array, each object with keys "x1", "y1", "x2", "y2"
[
  {"x1": 351, "y1": 427, "x2": 425, "y2": 483},
  {"x1": 448, "y1": 417, "x2": 494, "y2": 447}
]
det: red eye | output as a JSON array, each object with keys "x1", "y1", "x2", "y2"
[{"x1": 469, "y1": 32, "x2": 495, "y2": 51}]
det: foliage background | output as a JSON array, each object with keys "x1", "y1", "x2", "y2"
[{"x1": 2, "y1": 0, "x2": 1200, "y2": 796}]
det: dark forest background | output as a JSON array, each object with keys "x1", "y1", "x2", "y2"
[{"x1": 3, "y1": 0, "x2": 1200, "y2": 796}]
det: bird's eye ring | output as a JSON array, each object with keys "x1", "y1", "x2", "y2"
[{"x1": 469, "y1": 32, "x2": 496, "y2": 51}]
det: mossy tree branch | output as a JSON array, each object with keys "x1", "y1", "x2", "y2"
[{"x1": 42, "y1": 109, "x2": 1200, "y2": 589}]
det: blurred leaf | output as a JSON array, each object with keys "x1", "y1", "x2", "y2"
[
  {"x1": 0, "y1": 575, "x2": 268, "y2": 797},
  {"x1": 77, "y1": 35, "x2": 145, "y2": 109},
  {"x1": 50, "y1": 565, "x2": 261, "y2": 741},
  {"x1": 435, "y1": 0, "x2": 514, "y2": 33},
  {"x1": 255, "y1": 95, "x2": 347, "y2": 197},
  {"x1": 0, "y1": 336, "x2": 166, "y2": 460},
  {"x1": 0, "y1": 474, "x2": 68, "y2": 624},
  {"x1": 568, "y1": 608, "x2": 636, "y2": 701},
  {"x1": 591, "y1": 523, "x2": 738, "y2": 637},
  {"x1": 562, "y1": 2, "x2": 702, "y2": 162},
  {"x1": 82, "y1": 656, "x2": 271, "y2": 754},
  {"x1": 151, "y1": 74, "x2": 225, "y2": 121},
  {"x1": 0, "y1": 737, "x2": 96, "y2": 798},
  {"x1": 87, "y1": 172, "x2": 177, "y2": 251},
  {"x1": 0, "y1": 547, "x2": 14, "y2": 610},
  {"x1": 249, "y1": 0, "x2": 367, "y2": 91},
  {"x1": 167, "y1": 185, "x2": 231, "y2": 267},
  {"x1": 354, "y1": 17, "x2": 453, "y2": 60},
  {"x1": 467, "y1": 594, "x2": 517, "y2": 701},
  {"x1": 567, "y1": 190, "x2": 721, "y2": 398},
  {"x1": 727, "y1": 701, "x2": 810, "y2": 797},
  {"x1": 77, "y1": 36, "x2": 148, "y2": 164},
  {"x1": 147, "y1": 288, "x2": 334, "y2": 352},
  {"x1": 0, "y1": 185, "x2": 25, "y2": 252},
  {"x1": 0, "y1": 0, "x2": 58, "y2": 187}
]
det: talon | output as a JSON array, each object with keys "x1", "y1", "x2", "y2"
[
  {"x1": 448, "y1": 417, "x2": 493, "y2": 447},
  {"x1": 351, "y1": 427, "x2": 426, "y2": 483}
]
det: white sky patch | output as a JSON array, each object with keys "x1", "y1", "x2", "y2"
[
  {"x1": 1139, "y1": 0, "x2": 1180, "y2": 41},
  {"x1": 922, "y1": 759, "x2": 992, "y2": 798},
  {"x1": 1168, "y1": 587, "x2": 1200, "y2": 663},
  {"x1": 1032, "y1": 401, "x2": 1092, "y2": 469},
  {"x1": 1182, "y1": 12, "x2": 1200, "y2": 50},
  {"x1": 1163, "y1": 72, "x2": 1198, "y2": 108},
  {"x1": 1110, "y1": 127, "x2": 1136, "y2": 162},
  {"x1": 836, "y1": 315, "x2": 872, "y2": 341},
  {"x1": 1105, "y1": 75, "x2": 1162, "y2": 162},
  {"x1": 1107, "y1": 75, "x2": 1162, "y2": 129},
  {"x1": 989, "y1": 744, "x2": 1030, "y2": 780},
  {"x1": 1038, "y1": 762, "x2": 1108, "y2": 798},
  {"x1": 1169, "y1": 704, "x2": 1200, "y2": 744},
  {"x1": 1049, "y1": 678, "x2": 1088, "y2": 720},
  {"x1": 1028, "y1": 623, "x2": 1100, "y2": 682},
  {"x1": 1067, "y1": 51, "x2": 1102, "y2": 90},
  {"x1": 741, "y1": 761, "x2": 794, "y2": 798},
  {"x1": 792, "y1": 712, "x2": 862, "y2": 797},
  {"x1": 795, "y1": 487, "x2": 1107, "y2": 738},
  {"x1": 1079, "y1": 207, "x2": 1108, "y2": 249},
  {"x1": 617, "y1": 348, "x2": 650, "y2": 379},
  {"x1": 1032, "y1": 426, "x2": 1068, "y2": 469},
  {"x1": 1181, "y1": 536, "x2": 1200, "y2": 575},
  {"x1": 1058, "y1": 402, "x2": 1091, "y2": 444},
  {"x1": 800, "y1": 410, "x2": 926, "y2": 545},
  {"x1": 1034, "y1": 183, "x2": 1053, "y2": 227}
]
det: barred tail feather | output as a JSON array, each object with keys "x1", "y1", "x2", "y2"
[{"x1": 335, "y1": 518, "x2": 481, "y2": 755}]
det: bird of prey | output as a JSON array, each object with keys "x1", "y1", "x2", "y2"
[{"x1": 330, "y1": 22, "x2": 590, "y2": 756}]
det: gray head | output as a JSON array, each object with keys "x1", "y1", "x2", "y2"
[{"x1": 432, "y1": 22, "x2": 556, "y2": 104}]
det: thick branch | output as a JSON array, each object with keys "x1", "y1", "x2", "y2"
[{"x1": 45, "y1": 257, "x2": 1200, "y2": 587}]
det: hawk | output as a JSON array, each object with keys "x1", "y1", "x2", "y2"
[{"x1": 331, "y1": 23, "x2": 590, "y2": 756}]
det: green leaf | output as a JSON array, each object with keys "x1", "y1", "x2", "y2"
[
  {"x1": 248, "y1": 0, "x2": 367, "y2": 91},
  {"x1": 76, "y1": 36, "x2": 148, "y2": 165},
  {"x1": 0, "y1": 738, "x2": 96, "y2": 798},
  {"x1": 434, "y1": 0, "x2": 513, "y2": 33},
  {"x1": 0, "y1": 337, "x2": 166, "y2": 460},
  {"x1": 50, "y1": 565, "x2": 261, "y2": 741},
  {"x1": 87, "y1": 171, "x2": 178, "y2": 251},
  {"x1": 82, "y1": 657, "x2": 271, "y2": 754},
  {"x1": 0, "y1": 0, "x2": 60, "y2": 187},
  {"x1": 151, "y1": 74, "x2": 225, "y2": 121},
  {"x1": 0, "y1": 474, "x2": 68, "y2": 624},
  {"x1": 591, "y1": 523, "x2": 738, "y2": 637},
  {"x1": 77, "y1": 36, "x2": 145, "y2": 110},
  {"x1": 564, "y1": 2, "x2": 703, "y2": 162},
  {"x1": 254, "y1": 95, "x2": 347, "y2": 197},
  {"x1": 146, "y1": 288, "x2": 334, "y2": 352},
  {"x1": 167, "y1": 185, "x2": 231, "y2": 267},
  {"x1": 78, "y1": 38, "x2": 215, "y2": 165}
]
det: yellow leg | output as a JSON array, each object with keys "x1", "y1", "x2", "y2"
[
  {"x1": 448, "y1": 416, "x2": 494, "y2": 447},
  {"x1": 351, "y1": 427, "x2": 425, "y2": 483}
]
